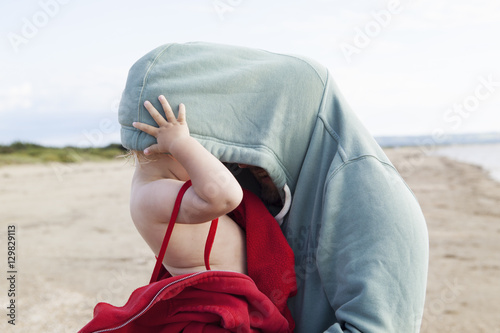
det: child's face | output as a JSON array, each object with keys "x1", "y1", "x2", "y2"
[{"x1": 237, "y1": 164, "x2": 281, "y2": 205}]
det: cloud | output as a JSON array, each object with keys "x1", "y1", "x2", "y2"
[{"x1": 1, "y1": 0, "x2": 498, "y2": 143}]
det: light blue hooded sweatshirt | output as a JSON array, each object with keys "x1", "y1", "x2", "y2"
[{"x1": 118, "y1": 42, "x2": 429, "y2": 332}]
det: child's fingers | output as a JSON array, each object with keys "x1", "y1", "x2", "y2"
[
  {"x1": 144, "y1": 144, "x2": 160, "y2": 155},
  {"x1": 177, "y1": 103, "x2": 186, "y2": 122},
  {"x1": 158, "y1": 95, "x2": 176, "y2": 123},
  {"x1": 144, "y1": 100, "x2": 167, "y2": 126},
  {"x1": 133, "y1": 121, "x2": 158, "y2": 137}
]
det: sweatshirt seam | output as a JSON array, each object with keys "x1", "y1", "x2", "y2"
[
  {"x1": 318, "y1": 115, "x2": 347, "y2": 162},
  {"x1": 317, "y1": 71, "x2": 348, "y2": 162},
  {"x1": 183, "y1": 42, "x2": 325, "y2": 86},
  {"x1": 191, "y1": 134, "x2": 293, "y2": 183},
  {"x1": 264, "y1": 51, "x2": 326, "y2": 86},
  {"x1": 325, "y1": 155, "x2": 420, "y2": 201}
]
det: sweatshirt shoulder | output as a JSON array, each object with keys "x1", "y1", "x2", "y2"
[{"x1": 326, "y1": 153, "x2": 421, "y2": 206}]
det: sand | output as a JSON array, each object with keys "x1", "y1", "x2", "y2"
[{"x1": 1, "y1": 147, "x2": 499, "y2": 332}]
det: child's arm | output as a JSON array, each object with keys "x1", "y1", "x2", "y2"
[{"x1": 132, "y1": 95, "x2": 243, "y2": 224}]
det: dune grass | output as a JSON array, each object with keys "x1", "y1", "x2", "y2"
[{"x1": 0, "y1": 142, "x2": 127, "y2": 166}]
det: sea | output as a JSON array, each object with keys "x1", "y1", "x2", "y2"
[
  {"x1": 432, "y1": 143, "x2": 500, "y2": 183},
  {"x1": 376, "y1": 133, "x2": 500, "y2": 183}
]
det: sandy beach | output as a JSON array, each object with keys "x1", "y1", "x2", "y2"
[{"x1": 1, "y1": 147, "x2": 499, "y2": 332}]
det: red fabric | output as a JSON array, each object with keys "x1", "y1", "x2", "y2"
[
  {"x1": 80, "y1": 271, "x2": 290, "y2": 332},
  {"x1": 229, "y1": 189, "x2": 297, "y2": 327},
  {"x1": 79, "y1": 189, "x2": 297, "y2": 333}
]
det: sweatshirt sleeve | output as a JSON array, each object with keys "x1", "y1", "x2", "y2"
[{"x1": 317, "y1": 156, "x2": 428, "y2": 332}]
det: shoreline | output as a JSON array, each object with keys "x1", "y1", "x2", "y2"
[
  {"x1": 385, "y1": 146, "x2": 500, "y2": 332},
  {"x1": 0, "y1": 147, "x2": 499, "y2": 332},
  {"x1": 432, "y1": 143, "x2": 500, "y2": 183}
]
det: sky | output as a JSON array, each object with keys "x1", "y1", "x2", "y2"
[{"x1": 0, "y1": 0, "x2": 499, "y2": 147}]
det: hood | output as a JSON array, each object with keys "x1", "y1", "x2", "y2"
[
  {"x1": 118, "y1": 42, "x2": 429, "y2": 332},
  {"x1": 119, "y1": 42, "x2": 329, "y2": 198}
]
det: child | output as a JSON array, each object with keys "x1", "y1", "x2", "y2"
[
  {"x1": 130, "y1": 95, "x2": 247, "y2": 276},
  {"x1": 79, "y1": 94, "x2": 296, "y2": 332}
]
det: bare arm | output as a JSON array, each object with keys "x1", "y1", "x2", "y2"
[{"x1": 132, "y1": 95, "x2": 243, "y2": 223}]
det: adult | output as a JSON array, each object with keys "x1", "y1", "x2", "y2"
[{"x1": 119, "y1": 42, "x2": 428, "y2": 332}]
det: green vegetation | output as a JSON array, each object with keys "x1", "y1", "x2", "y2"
[{"x1": 0, "y1": 142, "x2": 128, "y2": 166}]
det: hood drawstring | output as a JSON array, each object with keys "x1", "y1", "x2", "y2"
[{"x1": 274, "y1": 184, "x2": 292, "y2": 226}]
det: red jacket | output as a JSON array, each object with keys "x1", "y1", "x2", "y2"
[{"x1": 79, "y1": 186, "x2": 296, "y2": 332}]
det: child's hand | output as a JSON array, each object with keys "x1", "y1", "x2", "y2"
[{"x1": 133, "y1": 95, "x2": 189, "y2": 155}]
